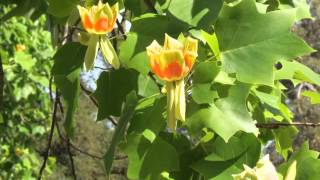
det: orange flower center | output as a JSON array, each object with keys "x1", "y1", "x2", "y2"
[{"x1": 95, "y1": 18, "x2": 109, "y2": 32}]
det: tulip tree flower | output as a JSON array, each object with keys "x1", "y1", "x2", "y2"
[
  {"x1": 77, "y1": 1, "x2": 120, "y2": 70},
  {"x1": 232, "y1": 155, "x2": 280, "y2": 180},
  {"x1": 146, "y1": 34, "x2": 198, "y2": 130}
]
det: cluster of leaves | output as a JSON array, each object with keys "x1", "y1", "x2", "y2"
[
  {"x1": 2, "y1": 0, "x2": 320, "y2": 179},
  {"x1": 0, "y1": 4, "x2": 55, "y2": 179}
]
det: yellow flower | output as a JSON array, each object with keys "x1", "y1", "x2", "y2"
[
  {"x1": 77, "y1": 1, "x2": 118, "y2": 34},
  {"x1": 146, "y1": 34, "x2": 198, "y2": 130},
  {"x1": 233, "y1": 155, "x2": 279, "y2": 180},
  {"x1": 77, "y1": 1, "x2": 120, "y2": 70},
  {"x1": 146, "y1": 34, "x2": 198, "y2": 81}
]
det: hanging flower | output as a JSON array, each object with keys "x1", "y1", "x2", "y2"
[
  {"x1": 77, "y1": 1, "x2": 120, "y2": 70},
  {"x1": 232, "y1": 155, "x2": 279, "y2": 180},
  {"x1": 146, "y1": 34, "x2": 198, "y2": 130}
]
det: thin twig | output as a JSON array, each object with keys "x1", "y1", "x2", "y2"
[
  {"x1": 256, "y1": 122, "x2": 320, "y2": 129},
  {"x1": 55, "y1": 96, "x2": 76, "y2": 180},
  {"x1": 80, "y1": 83, "x2": 98, "y2": 106},
  {"x1": 55, "y1": 120, "x2": 104, "y2": 159},
  {"x1": 66, "y1": 137, "x2": 77, "y2": 180},
  {"x1": 116, "y1": 20, "x2": 127, "y2": 39},
  {"x1": 94, "y1": 66, "x2": 110, "y2": 71},
  {"x1": 38, "y1": 90, "x2": 59, "y2": 179},
  {"x1": 49, "y1": 76, "x2": 54, "y2": 102},
  {"x1": 148, "y1": 72, "x2": 162, "y2": 92}
]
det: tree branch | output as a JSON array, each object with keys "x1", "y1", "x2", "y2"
[
  {"x1": 38, "y1": 90, "x2": 59, "y2": 179},
  {"x1": 66, "y1": 137, "x2": 77, "y2": 180},
  {"x1": 256, "y1": 122, "x2": 320, "y2": 129}
]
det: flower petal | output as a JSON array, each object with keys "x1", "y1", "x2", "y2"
[
  {"x1": 84, "y1": 35, "x2": 99, "y2": 71},
  {"x1": 183, "y1": 37, "x2": 198, "y2": 70},
  {"x1": 159, "y1": 50, "x2": 184, "y2": 81},
  {"x1": 175, "y1": 79, "x2": 185, "y2": 121},
  {"x1": 164, "y1": 34, "x2": 183, "y2": 50},
  {"x1": 78, "y1": 6, "x2": 94, "y2": 32},
  {"x1": 100, "y1": 35, "x2": 120, "y2": 69}
]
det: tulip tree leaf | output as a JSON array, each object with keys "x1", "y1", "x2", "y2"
[
  {"x1": 47, "y1": 0, "x2": 79, "y2": 17},
  {"x1": 104, "y1": 91, "x2": 138, "y2": 174},
  {"x1": 301, "y1": 91, "x2": 320, "y2": 104},
  {"x1": 121, "y1": 133, "x2": 179, "y2": 180},
  {"x1": 215, "y1": 0, "x2": 314, "y2": 86},
  {"x1": 52, "y1": 42, "x2": 86, "y2": 137},
  {"x1": 278, "y1": 142, "x2": 320, "y2": 180},
  {"x1": 119, "y1": 33, "x2": 150, "y2": 75},
  {"x1": 167, "y1": 0, "x2": 224, "y2": 29},
  {"x1": 273, "y1": 126, "x2": 299, "y2": 159},
  {"x1": 93, "y1": 69, "x2": 138, "y2": 120},
  {"x1": 275, "y1": 60, "x2": 320, "y2": 86},
  {"x1": 128, "y1": 96, "x2": 166, "y2": 135},
  {"x1": 138, "y1": 74, "x2": 160, "y2": 97},
  {"x1": 187, "y1": 83, "x2": 259, "y2": 142},
  {"x1": 192, "y1": 61, "x2": 220, "y2": 104},
  {"x1": 191, "y1": 133, "x2": 260, "y2": 179}
]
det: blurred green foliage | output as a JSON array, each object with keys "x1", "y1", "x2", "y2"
[{"x1": 0, "y1": 4, "x2": 55, "y2": 179}]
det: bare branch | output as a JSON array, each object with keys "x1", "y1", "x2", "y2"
[
  {"x1": 38, "y1": 90, "x2": 59, "y2": 179},
  {"x1": 256, "y1": 122, "x2": 320, "y2": 129}
]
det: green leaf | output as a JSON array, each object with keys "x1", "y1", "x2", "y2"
[
  {"x1": 119, "y1": 33, "x2": 150, "y2": 74},
  {"x1": 193, "y1": 61, "x2": 220, "y2": 84},
  {"x1": 278, "y1": 142, "x2": 320, "y2": 180},
  {"x1": 104, "y1": 91, "x2": 138, "y2": 174},
  {"x1": 274, "y1": 126, "x2": 299, "y2": 158},
  {"x1": 191, "y1": 133, "x2": 261, "y2": 179},
  {"x1": 52, "y1": 42, "x2": 86, "y2": 137},
  {"x1": 192, "y1": 61, "x2": 220, "y2": 104},
  {"x1": 279, "y1": 0, "x2": 312, "y2": 20},
  {"x1": 14, "y1": 51, "x2": 36, "y2": 71},
  {"x1": 215, "y1": 0, "x2": 314, "y2": 85},
  {"x1": 276, "y1": 60, "x2": 320, "y2": 86},
  {"x1": 121, "y1": 133, "x2": 179, "y2": 180},
  {"x1": 302, "y1": 91, "x2": 320, "y2": 104},
  {"x1": 187, "y1": 83, "x2": 259, "y2": 142},
  {"x1": 192, "y1": 83, "x2": 218, "y2": 104},
  {"x1": 167, "y1": 0, "x2": 223, "y2": 29},
  {"x1": 128, "y1": 96, "x2": 166, "y2": 135},
  {"x1": 52, "y1": 42, "x2": 87, "y2": 75},
  {"x1": 93, "y1": 69, "x2": 138, "y2": 119},
  {"x1": 138, "y1": 74, "x2": 159, "y2": 97},
  {"x1": 47, "y1": 0, "x2": 79, "y2": 17},
  {"x1": 201, "y1": 30, "x2": 220, "y2": 59}
]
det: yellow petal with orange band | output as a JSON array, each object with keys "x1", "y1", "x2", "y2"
[
  {"x1": 183, "y1": 37, "x2": 198, "y2": 72},
  {"x1": 164, "y1": 34, "x2": 183, "y2": 50},
  {"x1": 77, "y1": 2, "x2": 118, "y2": 35}
]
